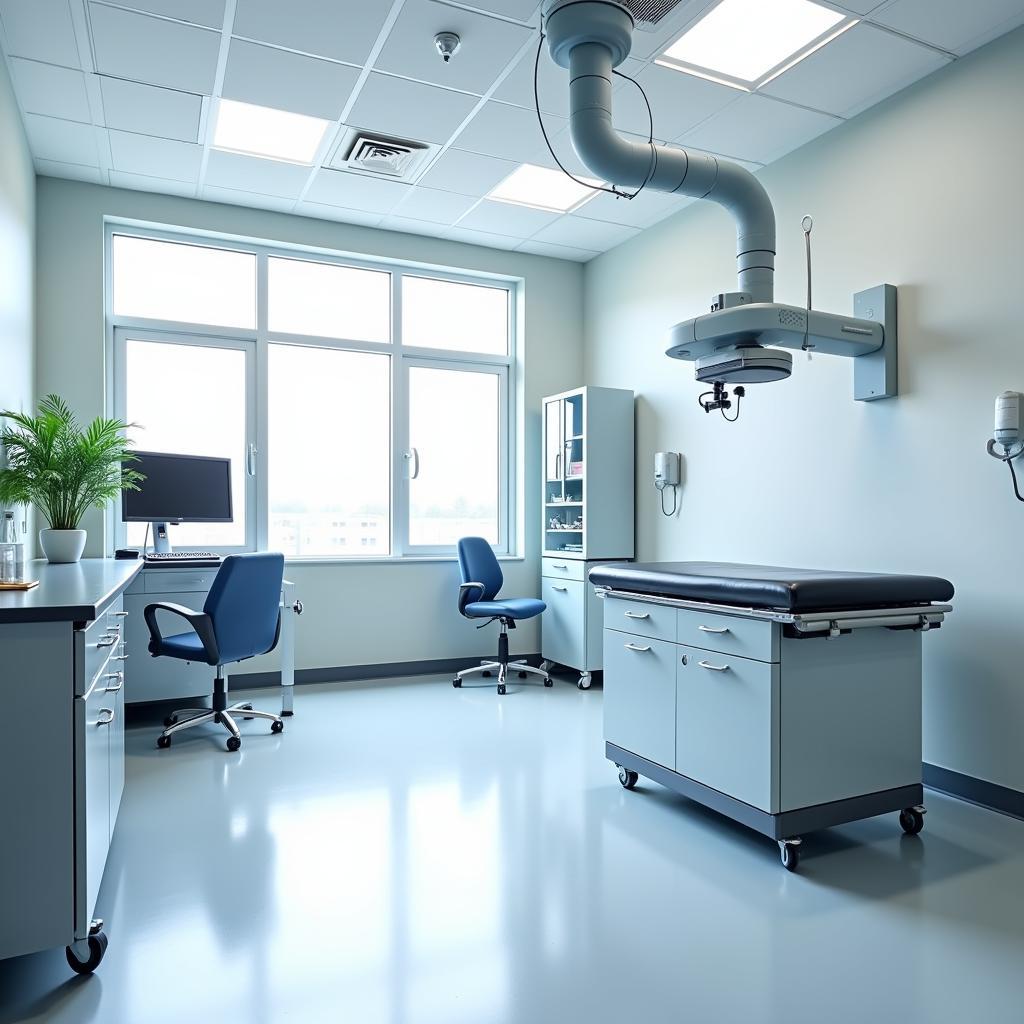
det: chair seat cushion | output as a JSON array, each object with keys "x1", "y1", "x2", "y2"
[
  {"x1": 150, "y1": 630, "x2": 214, "y2": 663},
  {"x1": 464, "y1": 598, "x2": 546, "y2": 620}
]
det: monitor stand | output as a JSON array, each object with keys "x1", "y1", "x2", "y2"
[{"x1": 152, "y1": 522, "x2": 173, "y2": 554}]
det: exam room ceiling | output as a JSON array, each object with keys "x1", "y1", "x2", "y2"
[{"x1": 2, "y1": 0, "x2": 1023, "y2": 262}]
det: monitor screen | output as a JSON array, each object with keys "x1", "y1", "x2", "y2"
[{"x1": 122, "y1": 451, "x2": 233, "y2": 523}]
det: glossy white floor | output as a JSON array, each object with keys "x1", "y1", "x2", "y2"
[{"x1": 2, "y1": 674, "x2": 1023, "y2": 1024}]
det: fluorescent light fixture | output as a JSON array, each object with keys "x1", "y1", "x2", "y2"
[
  {"x1": 653, "y1": 59, "x2": 750, "y2": 91},
  {"x1": 662, "y1": 0, "x2": 850, "y2": 86},
  {"x1": 486, "y1": 163, "x2": 601, "y2": 213},
  {"x1": 213, "y1": 98, "x2": 330, "y2": 165}
]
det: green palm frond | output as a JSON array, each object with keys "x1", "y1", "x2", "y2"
[{"x1": 0, "y1": 394, "x2": 143, "y2": 531}]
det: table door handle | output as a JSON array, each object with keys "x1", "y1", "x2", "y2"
[
  {"x1": 624, "y1": 643, "x2": 651, "y2": 652},
  {"x1": 698, "y1": 660, "x2": 730, "y2": 672},
  {"x1": 624, "y1": 611, "x2": 650, "y2": 620},
  {"x1": 698, "y1": 625, "x2": 730, "y2": 634}
]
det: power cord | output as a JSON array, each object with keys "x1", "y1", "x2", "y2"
[
  {"x1": 659, "y1": 485, "x2": 678, "y2": 516},
  {"x1": 1009, "y1": 458, "x2": 1024, "y2": 502}
]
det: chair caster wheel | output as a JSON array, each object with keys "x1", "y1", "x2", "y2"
[
  {"x1": 481, "y1": 670, "x2": 492, "y2": 678},
  {"x1": 163, "y1": 714, "x2": 178, "y2": 728},
  {"x1": 157, "y1": 734, "x2": 171, "y2": 749},
  {"x1": 544, "y1": 677, "x2": 553, "y2": 687},
  {"x1": 452, "y1": 677, "x2": 462, "y2": 688},
  {"x1": 497, "y1": 684, "x2": 506, "y2": 695},
  {"x1": 779, "y1": 841, "x2": 801, "y2": 872},
  {"x1": 899, "y1": 807, "x2": 925, "y2": 835},
  {"x1": 271, "y1": 720, "x2": 284, "y2": 734},
  {"x1": 66, "y1": 930, "x2": 108, "y2": 975},
  {"x1": 540, "y1": 660, "x2": 552, "y2": 672},
  {"x1": 227, "y1": 736, "x2": 242, "y2": 752},
  {"x1": 617, "y1": 765, "x2": 639, "y2": 790}
]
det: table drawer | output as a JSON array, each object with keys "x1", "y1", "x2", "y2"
[
  {"x1": 542, "y1": 557, "x2": 585, "y2": 581},
  {"x1": 78, "y1": 601, "x2": 122, "y2": 697},
  {"x1": 143, "y1": 569, "x2": 218, "y2": 593},
  {"x1": 604, "y1": 595, "x2": 675, "y2": 641},
  {"x1": 676, "y1": 607, "x2": 778, "y2": 663}
]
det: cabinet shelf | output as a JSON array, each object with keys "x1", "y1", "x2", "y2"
[
  {"x1": 546, "y1": 501, "x2": 583, "y2": 507},
  {"x1": 546, "y1": 528, "x2": 583, "y2": 533}
]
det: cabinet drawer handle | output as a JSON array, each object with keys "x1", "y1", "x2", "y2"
[
  {"x1": 104, "y1": 672, "x2": 124, "y2": 693},
  {"x1": 97, "y1": 708, "x2": 115, "y2": 726},
  {"x1": 111, "y1": 611, "x2": 129, "y2": 618},
  {"x1": 624, "y1": 611, "x2": 650, "y2": 620},
  {"x1": 96, "y1": 634, "x2": 118, "y2": 648},
  {"x1": 624, "y1": 643, "x2": 651, "y2": 652},
  {"x1": 698, "y1": 660, "x2": 730, "y2": 672},
  {"x1": 551, "y1": 563, "x2": 568, "y2": 570},
  {"x1": 698, "y1": 625, "x2": 730, "y2": 634},
  {"x1": 113, "y1": 654, "x2": 129, "y2": 662},
  {"x1": 552, "y1": 585, "x2": 568, "y2": 592}
]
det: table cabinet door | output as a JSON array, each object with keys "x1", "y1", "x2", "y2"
[{"x1": 542, "y1": 577, "x2": 585, "y2": 670}]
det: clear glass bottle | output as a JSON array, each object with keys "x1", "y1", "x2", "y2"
[{"x1": 0, "y1": 511, "x2": 25, "y2": 584}]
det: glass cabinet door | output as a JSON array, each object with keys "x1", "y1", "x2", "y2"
[{"x1": 545, "y1": 399, "x2": 563, "y2": 484}]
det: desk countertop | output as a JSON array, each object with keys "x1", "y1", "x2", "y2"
[{"x1": 0, "y1": 558, "x2": 144, "y2": 625}]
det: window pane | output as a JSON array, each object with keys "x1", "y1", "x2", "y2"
[
  {"x1": 112, "y1": 236, "x2": 256, "y2": 328},
  {"x1": 402, "y1": 277, "x2": 509, "y2": 355},
  {"x1": 268, "y1": 257, "x2": 390, "y2": 342},
  {"x1": 124, "y1": 339, "x2": 247, "y2": 548},
  {"x1": 409, "y1": 366, "x2": 500, "y2": 547},
  {"x1": 269, "y1": 345, "x2": 391, "y2": 558}
]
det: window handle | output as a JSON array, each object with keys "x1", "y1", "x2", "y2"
[
  {"x1": 404, "y1": 448, "x2": 420, "y2": 480},
  {"x1": 247, "y1": 443, "x2": 257, "y2": 477}
]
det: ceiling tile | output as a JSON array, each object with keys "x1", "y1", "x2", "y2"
[
  {"x1": 35, "y1": 158, "x2": 103, "y2": 183},
  {"x1": 9, "y1": 58, "x2": 91, "y2": 122},
  {"x1": 391, "y1": 186, "x2": 480, "y2": 223},
  {"x1": 613, "y1": 63, "x2": 741, "y2": 140},
  {"x1": 378, "y1": 214, "x2": 451, "y2": 239},
  {"x1": 516, "y1": 239, "x2": 597, "y2": 261},
  {"x1": 295, "y1": 201, "x2": 384, "y2": 227},
  {"x1": 456, "y1": 100, "x2": 564, "y2": 164},
  {"x1": 461, "y1": 0, "x2": 540, "y2": 20},
  {"x1": 233, "y1": 0, "x2": 392, "y2": 65},
  {"x1": 89, "y1": 3, "x2": 221, "y2": 93},
  {"x1": 374, "y1": 1, "x2": 532, "y2": 97},
  {"x1": 109, "y1": 169, "x2": 198, "y2": 196},
  {"x1": 205, "y1": 149, "x2": 312, "y2": 197},
  {"x1": 871, "y1": 0, "x2": 1024, "y2": 55},
  {"x1": 348, "y1": 73, "x2": 478, "y2": 145},
  {"x1": 100, "y1": 77, "x2": 202, "y2": 143},
  {"x1": 493, "y1": 46, "x2": 569, "y2": 116},
  {"x1": 761, "y1": 23, "x2": 948, "y2": 118},
  {"x1": 623, "y1": 0, "x2": 720, "y2": 61},
  {"x1": 110, "y1": 0, "x2": 226, "y2": 28},
  {"x1": 455, "y1": 199, "x2": 559, "y2": 237},
  {"x1": 305, "y1": 169, "x2": 412, "y2": 213},
  {"x1": 0, "y1": 0, "x2": 80, "y2": 66},
  {"x1": 23, "y1": 114, "x2": 99, "y2": 165},
  {"x1": 831, "y1": 1, "x2": 887, "y2": 12},
  {"x1": 531, "y1": 216, "x2": 640, "y2": 250},
  {"x1": 680, "y1": 95, "x2": 841, "y2": 164},
  {"x1": 108, "y1": 129, "x2": 202, "y2": 181},
  {"x1": 575, "y1": 187, "x2": 693, "y2": 229},
  {"x1": 445, "y1": 225, "x2": 521, "y2": 250},
  {"x1": 202, "y1": 185, "x2": 296, "y2": 211},
  {"x1": 417, "y1": 147, "x2": 518, "y2": 195},
  {"x1": 222, "y1": 39, "x2": 360, "y2": 120}
]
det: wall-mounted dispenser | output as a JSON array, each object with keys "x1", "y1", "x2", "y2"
[
  {"x1": 986, "y1": 391, "x2": 1024, "y2": 502},
  {"x1": 654, "y1": 451, "x2": 681, "y2": 517}
]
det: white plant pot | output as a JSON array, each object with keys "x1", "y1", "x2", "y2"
[{"x1": 39, "y1": 528, "x2": 87, "y2": 564}]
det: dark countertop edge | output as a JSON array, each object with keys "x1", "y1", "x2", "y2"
[{"x1": 0, "y1": 560, "x2": 144, "y2": 625}]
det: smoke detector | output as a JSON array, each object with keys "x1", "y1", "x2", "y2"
[
  {"x1": 434, "y1": 31, "x2": 461, "y2": 62},
  {"x1": 332, "y1": 131, "x2": 433, "y2": 180}
]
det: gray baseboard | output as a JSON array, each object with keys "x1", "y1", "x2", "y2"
[
  {"x1": 234, "y1": 653, "x2": 544, "y2": 689},
  {"x1": 924, "y1": 763, "x2": 1024, "y2": 821}
]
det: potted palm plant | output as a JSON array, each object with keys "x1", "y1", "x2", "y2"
[{"x1": 0, "y1": 394, "x2": 143, "y2": 563}]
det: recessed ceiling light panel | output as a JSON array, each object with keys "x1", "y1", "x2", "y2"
[
  {"x1": 487, "y1": 163, "x2": 601, "y2": 213},
  {"x1": 213, "y1": 98, "x2": 331, "y2": 165},
  {"x1": 660, "y1": 0, "x2": 854, "y2": 88}
]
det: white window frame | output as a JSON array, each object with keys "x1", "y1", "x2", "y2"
[{"x1": 105, "y1": 222, "x2": 518, "y2": 561}]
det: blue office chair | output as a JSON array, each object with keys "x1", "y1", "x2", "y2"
[
  {"x1": 145, "y1": 552, "x2": 286, "y2": 752},
  {"x1": 453, "y1": 536, "x2": 551, "y2": 695}
]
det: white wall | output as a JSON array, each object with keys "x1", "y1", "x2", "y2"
[
  {"x1": 0, "y1": 55, "x2": 35, "y2": 546},
  {"x1": 35, "y1": 179, "x2": 584, "y2": 672},
  {"x1": 583, "y1": 28, "x2": 1024, "y2": 792}
]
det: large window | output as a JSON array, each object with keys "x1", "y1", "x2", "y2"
[{"x1": 109, "y1": 229, "x2": 515, "y2": 559}]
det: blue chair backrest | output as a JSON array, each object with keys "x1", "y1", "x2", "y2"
[
  {"x1": 204, "y1": 552, "x2": 285, "y2": 665},
  {"x1": 457, "y1": 537, "x2": 502, "y2": 612}
]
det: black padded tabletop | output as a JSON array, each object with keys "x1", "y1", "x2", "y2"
[{"x1": 588, "y1": 561, "x2": 954, "y2": 613}]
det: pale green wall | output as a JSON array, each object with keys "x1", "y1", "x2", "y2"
[
  {"x1": 583, "y1": 28, "x2": 1024, "y2": 791},
  {"x1": 0, "y1": 55, "x2": 35, "y2": 547},
  {"x1": 34, "y1": 178, "x2": 584, "y2": 671}
]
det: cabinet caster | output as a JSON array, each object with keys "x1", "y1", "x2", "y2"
[
  {"x1": 497, "y1": 684, "x2": 506, "y2": 695},
  {"x1": 66, "y1": 929, "x2": 108, "y2": 975},
  {"x1": 156, "y1": 734, "x2": 171, "y2": 749},
  {"x1": 779, "y1": 839, "x2": 801, "y2": 872},
  {"x1": 452, "y1": 677, "x2": 462, "y2": 688},
  {"x1": 271, "y1": 720, "x2": 284, "y2": 734},
  {"x1": 163, "y1": 714, "x2": 178, "y2": 728},
  {"x1": 899, "y1": 806, "x2": 925, "y2": 835},
  {"x1": 617, "y1": 764, "x2": 639, "y2": 790},
  {"x1": 226, "y1": 736, "x2": 242, "y2": 752},
  {"x1": 540, "y1": 661, "x2": 552, "y2": 672},
  {"x1": 577, "y1": 672, "x2": 592, "y2": 690},
  {"x1": 543, "y1": 677, "x2": 553, "y2": 687}
]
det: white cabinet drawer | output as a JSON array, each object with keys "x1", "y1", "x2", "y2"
[
  {"x1": 78, "y1": 598, "x2": 123, "y2": 698},
  {"x1": 542, "y1": 557, "x2": 585, "y2": 581},
  {"x1": 676, "y1": 607, "x2": 778, "y2": 663},
  {"x1": 143, "y1": 569, "x2": 218, "y2": 593},
  {"x1": 604, "y1": 595, "x2": 674, "y2": 641},
  {"x1": 542, "y1": 577, "x2": 585, "y2": 670}
]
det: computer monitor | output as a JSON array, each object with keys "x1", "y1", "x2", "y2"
[{"x1": 122, "y1": 451, "x2": 232, "y2": 552}]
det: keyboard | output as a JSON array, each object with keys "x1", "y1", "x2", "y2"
[{"x1": 144, "y1": 551, "x2": 222, "y2": 566}]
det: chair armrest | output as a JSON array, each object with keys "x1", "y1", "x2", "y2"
[
  {"x1": 144, "y1": 601, "x2": 220, "y2": 663},
  {"x1": 458, "y1": 582, "x2": 486, "y2": 617}
]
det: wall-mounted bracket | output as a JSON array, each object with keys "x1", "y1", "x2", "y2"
[{"x1": 853, "y1": 283, "x2": 897, "y2": 401}]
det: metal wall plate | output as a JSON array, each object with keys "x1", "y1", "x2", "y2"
[{"x1": 853, "y1": 283, "x2": 898, "y2": 401}]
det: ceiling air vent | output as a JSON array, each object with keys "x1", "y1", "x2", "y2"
[
  {"x1": 338, "y1": 132, "x2": 431, "y2": 180},
  {"x1": 620, "y1": 0, "x2": 689, "y2": 31}
]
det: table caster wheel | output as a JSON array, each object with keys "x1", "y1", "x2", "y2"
[
  {"x1": 163, "y1": 714, "x2": 178, "y2": 728},
  {"x1": 543, "y1": 677, "x2": 553, "y2": 687},
  {"x1": 452, "y1": 677, "x2": 462, "y2": 688},
  {"x1": 271, "y1": 720, "x2": 284, "y2": 734},
  {"x1": 617, "y1": 765, "x2": 639, "y2": 790},
  {"x1": 899, "y1": 807, "x2": 925, "y2": 835},
  {"x1": 482, "y1": 670, "x2": 492, "y2": 678},
  {"x1": 156, "y1": 734, "x2": 171, "y2": 749},
  {"x1": 66, "y1": 930, "x2": 108, "y2": 975},
  {"x1": 227, "y1": 736, "x2": 242, "y2": 752},
  {"x1": 779, "y1": 840, "x2": 801, "y2": 872},
  {"x1": 497, "y1": 684, "x2": 506, "y2": 695}
]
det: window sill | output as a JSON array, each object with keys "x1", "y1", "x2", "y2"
[{"x1": 282, "y1": 554, "x2": 526, "y2": 567}]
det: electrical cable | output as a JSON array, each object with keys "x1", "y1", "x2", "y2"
[
  {"x1": 721, "y1": 390, "x2": 742, "y2": 422},
  {"x1": 1009, "y1": 458, "x2": 1024, "y2": 502},
  {"x1": 659, "y1": 485, "x2": 678, "y2": 517},
  {"x1": 533, "y1": 32, "x2": 657, "y2": 202}
]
